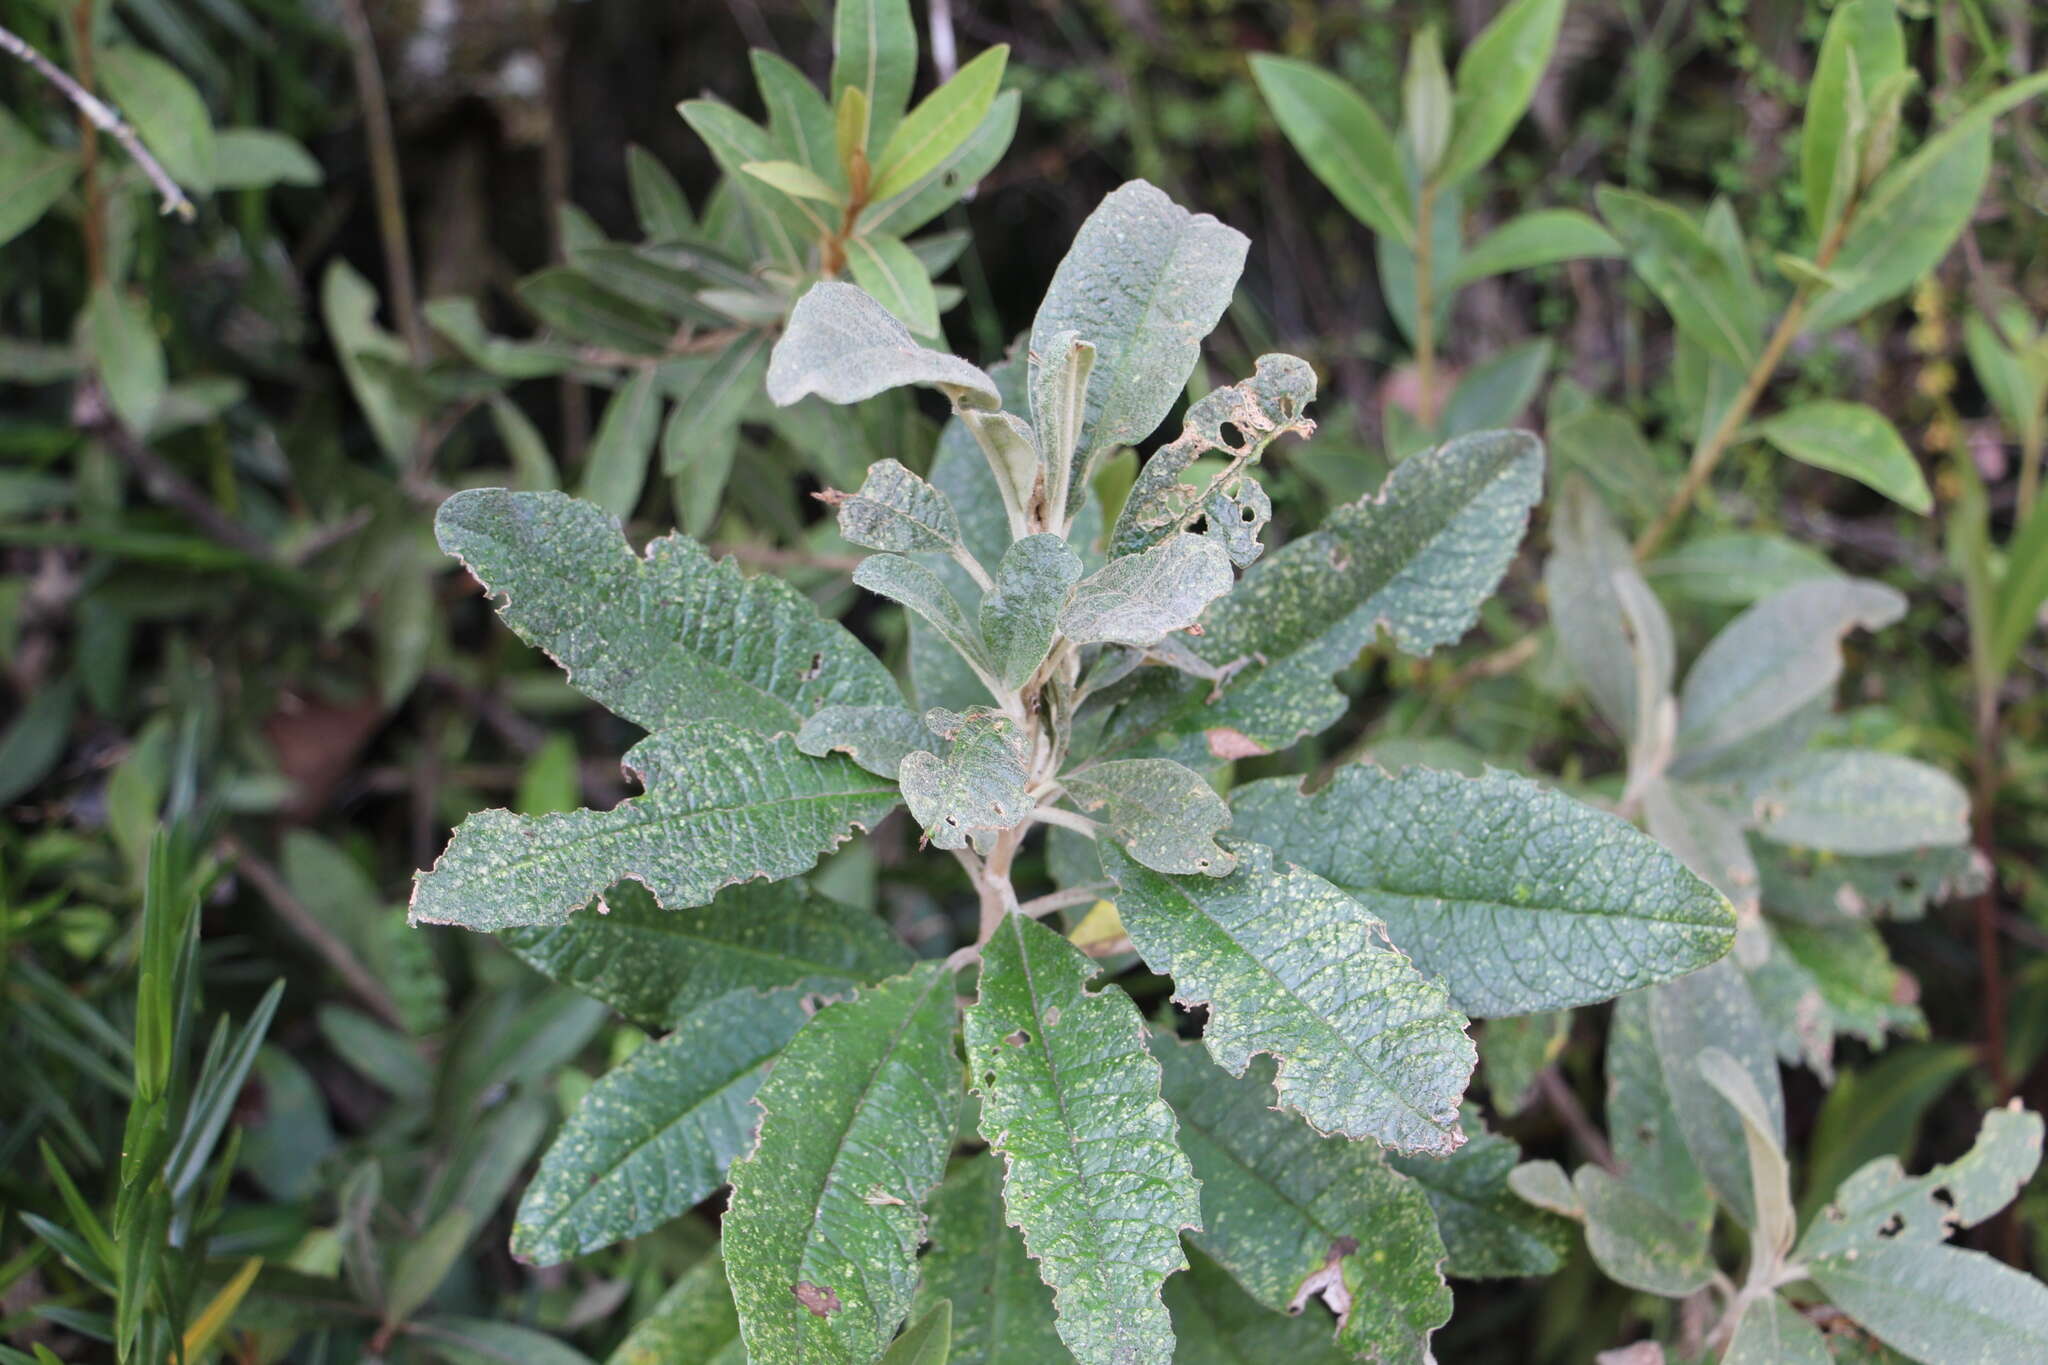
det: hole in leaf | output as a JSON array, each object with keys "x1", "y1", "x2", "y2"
[
  {"x1": 1240, "y1": 505, "x2": 1257, "y2": 522},
  {"x1": 982, "y1": 1070, "x2": 996, "y2": 1086},
  {"x1": 1004, "y1": 1028, "x2": 1031, "y2": 1046}
]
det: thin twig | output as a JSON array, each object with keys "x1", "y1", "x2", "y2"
[
  {"x1": 219, "y1": 833, "x2": 407, "y2": 1031},
  {"x1": 332, "y1": 0, "x2": 424, "y2": 360},
  {"x1": 0, "y1": 20, "x2": 195, "y2": 220},
  {"x1": 76, "y1": 382, "x2": 274, "y2": 559},
  {"x1": 1536, "y1": 1066, "x2": 1617, "y2": 1173},
  {"x1": 1016, "y1": 885, "x2": 1110, "y2": 919}
]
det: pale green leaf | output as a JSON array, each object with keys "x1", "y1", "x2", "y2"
[
  {"x1": 769, "y1": 282, "x2": 998, "y2": 408},
  {"x1": 1445, "y1": 210, "x2": 1620, "y2": 290},
  {"x1": 680, "y1": 98, "x2": 808, "y2": 272},
  {"x1": 725, "y1": 964, "x2": 962, "y2": 1364},
  {"x1": 410, "y1": 725, "x2": 899, "y2": 931},
  {"x1": 1802, "y1": 0, "x2": 1905, "y2": 236},
  {"x1": 832, "y1": 458, "x2": 964, "y2": 555},
  {"x1": 435, "y1": 489, "x2": 900, "y2": 733},
  {"x1": 1607, "y1": 990, "x2": 1713, "y2": 1223},
  {"x1": 872, "y1": 44, "x2": 1009, "y2": 202},
  {"x1": 84, "y1": 284, "x2": 166, "y2": 434},
  {"x1": 797, "y1": 705, "x2": 939, "y2": 779},
  {"x1": 981, "y1": 534, "x2": 1083, "y2": 690},
  {"x1": 1066, "y1": 759, "x2": 1233, "y2": 876},
  {"x1": 578, "y1": 369, "x2": 664, "y2": 518},
  {"x1": 909, "y1": 1154, "x2": 1066, "y2": 1365},
  {"x1": 1060, "y1": 533, "x2": 1234, "y2": 648},
  {"x1": 210, "y1": 128, "x2": 322, "y2": 188},
  {"x1": 1388, "y1": 1105, "x2": 1573, "y2": 1279},
  {"x1": 1673, "y1": 577, "x2": 1905, "y2": 771},
  {"x1": 858, "y1": 91, "x2": 1021, "y2": 239},
  {"x1": 847, "y1": 233, "x2": 942, "y2": 338},
  {"x1": 741, "y1": 159, "x2": 842, "y2": 205},
  {"x1": 1439, "y1": 0, "x2": 1566, "y2": 186},
  {"x1": 1230, "y1": 765, "x2": 1734, "y2": 1017},
  {"x1": 898, "y1": 710, "x2": 1030, "y2": 850},
  {"x1": 1029, "y1": 181, "x2": 1249, "y2": 464},
  {"x1": 1812, "y1": 1243, "x2": 2048, "y2": 1362},
  {"x1": 513, "y1": 990, "x2": 809, "y2": 1264},
  {"x1": 1596, "y1": 186, "x2": 1760, "y2": 370},
  {"x1": 501, "y1": 879, "x2": 913, "y2": 1030},
  {"x1": 1029, "y1": 330, "x2": 1097, "y2": 515},
  {"x1": 607, "y1": 1252, "x2": 744, "y2": 1365},
  {"x1": 1101, "y1": 840, "x2": 1474, "y2": 1152},
  {"x1": 1724, "y1": 1294, "x2": 1830, "y2": 1365},
  {"x1": 752, "y1": 50, "x2": 839, "y2": 185},
  {"x1": 966, "y1": 912, "x2": 1200, "y2": 1365},
  {"x1": 1799, "y1": 1105, "x2": 2044, "y2": 1260},
  {"x1": 1545, "y1": 477, "x2": 1672, "y2": 744},
  {"x1": 1648, "y1": 960, "x2": 1783, "y2": 1228},
  {"x1": 1154, "y1": 1037, "x2": 1451, "y2": 1361},
  {"x1": 1571, "y1": 1165, "x2": 1716, "y2": 1297},
  {"x1": 830, "y1": 0, "x2": 918, "y2": 156},
  {"x1": 98, "y1": 46, "x2": 215, "y2": 193},
  {"x1": 1248, "y1": 55, "x2": 1413, "y2": 245},
  {"x1": 1442, "y1": 338, "x2": 1554, "y2": 436},
  {"x1": 1698, "y1": 1047, "x2": 1796, "y2": 1263},
  {"x1": 1644, "y1": 532, "x2": 1841, "y2": 606},
  {"x1": 1752, "y1": 401, "x2": 1931, "y2": 513},
  {"x1": 0, "y1": 149, "x2": 78, "y2": 248},
  {"x1": 1740, "y1": 751, "x2": 1970, "y2": 855}
]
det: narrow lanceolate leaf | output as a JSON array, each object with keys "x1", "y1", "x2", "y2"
[
  {"x1": 1029, "y1": 181, "x2": 1249, "y2": 463},
  {"x1": 871, "y1": 44, "x2": 1010, "y2": 203},
  {"x1": 410, "y1": 726, "x2": 898, "y2": 930},
  {"x1": 1739, "y1": 751, "x2": 1971, "y2": 855},
  {"x1": 1698, "y1": 1049, "x2": 1796, "y2": 1264},
  {"x1": 500, "y1": 879, "x2": 913, "y2": 1030},
  {"x1": 981, "y1": 535, "x2": 1083, "y2": 690},
  {"x1": 898, "y1": 711, "x2": 1031, "y2": 850},
  {"x1": 1029, "y1": 330, "x2": 1097, "y2": 512},
  {"x1": 724, "y1": 965, "x2": 961, "y2": 1365},
  {"x1": 1439, "y1": 0, "x2": 1567, "y2": 186},
  {"x1": 1388, "y1": 1106, "x2": 1573, "y2": 1279},
  {"x1": 1798, "y1": 1105, "x2": 2044, "y2": 1260},
  {"x1": 797, "y1": 705, "x2": 939, "y2": 779},
  {"x1": 1596, "y1": 187, "x2": 1760, "y2": 370},
  {"x1": 1164, "y1": 429, "x2": 1542, "y2": 759},
  {"x1": 1751, "y1": 402, "x2": 1931, "y2": 514},
  {"x1": 1606, "y1": 991, "x2": 1713, "y2": 1220},
  {"x1": 966, "y1": 913, "x2": 1200, "y2": 1365},
  {"x1": 1802, "y1": 0, "x2": 1904, "y2": 235},
  {"x1": 1546, "y1": 477, "x2": 1670, "y2": 743},
  {"x1": 1444, "y1": 210, "x2": 1622, "y2": 290},
  {"x1": 1059, "y1": 533, "x2": 1233, "y2": 648},
  {"x1": 1247, "y1": 55, "x2": 1413, "y2": 245},
  {"x1": 1101, "y1": 840, "x2": 1474, "y2": 1153},
  {"x1": 512, "y1": 990, "x2": 809, "y2": 1264},
  {"x1": 830, "y1": 0, "x2": 917, "y2": 155},
  {"x1": 1647, "y1": 961, "x2": 1783, "y2": 1229},
  {"x1": 1811, "y1": 1243, "x2": 2048, "y2": 1362},
  {"x1": 846, "y1": 233, "x2": 942, "y2": 339},
  {"x1": 856, "y1": 554, "x2": 995, "y2": 679},
  {"x1": 909, "y1": 1154, "x2": 1067, "y2": 1365},
  {"x1": 767, "y1": 283, "x2": 1000, "y2": 410},
  {"x1": 1230, "y1": 765, "x2": 1735, "y2": 1017},
  {"x1": 1153, "y1": 1038, "x2": 1452, "y2": 1363},
  {"x1": 1673, "y1": 577, "x2": 1904, "y2": 771},
  {"x1": 578, "y1": 368, "x2": 664, "y2": 518},
  {"x1": 1065, "y1": 760, "x2": 1234, "y2": 876},
  {"x1": 831, "y1": 458, "x2": 965, "y2": 554},
  {"x1": 435, "y1": 490, "x2": 899, "y2": 735}
]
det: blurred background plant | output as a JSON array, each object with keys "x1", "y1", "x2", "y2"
[{"x1": 3, "y1": 0, "x2": 2047, "y2": 1359}]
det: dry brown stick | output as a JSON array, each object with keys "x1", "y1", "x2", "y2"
[{"x1": 219, "y1": 833, "x2": 408, "y2": 1031}]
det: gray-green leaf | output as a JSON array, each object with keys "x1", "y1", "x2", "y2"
[
  {"x1": 1798, "y1": 1105, "x2": 2044, "y2": 1260},
  {"x1": 1571, "y1": 1164, "x2": 1716, "y2": 1298},
  {"x1": 1101, "y1": 840, "x2": 1474, "y2": 1153},
  {"x1": 1810, "y1": 1243, "x2": 2048, "y2": 1363},
  {"x1": 1648, "y1": 960, "x2": 1783, "y2": 1228},
  {"x1": 1154, "y1": 1038, "x2": 1451, "y2": 1362},
  {"x1": 831, "y1": 458, "x2": 965, "y2": 554},
  {"x1": 1060, "y1": 533, "x2": 1234, "y2": 648},
  {"x1": 1066, "y1": 759, "x2": 1234, "y2": 876},
  {"x1": 898, "y1": 710, "x2": 1030, "y2": 850},
  {"x1": 512, "y1": 990, "x2": 810, "y2": 1264},
  {"x1": 797, "y1": 705, "x2": 940, "y2": 779},
  {"x1": 1229, "y1": 765, "x2": 1735, "y2": 1017},
  {"x1": 436, "y1": 489, "x2": 900, "y2": 735},
  {"x1": 723, "y1": 964, "x2": 962, "y2": 1364},
  {"x1": 1740, "y1": 751, "x2": 1970, "y2": 855},
  {"x1": 410, "y1": 725, "x2": 899, "y2": 931},
  {"x1": 768, "y1": 282, "x2": 1000, "y2": 410},
  {"x1": 855, "y1": 553, "x2": 996, "y2": 680},
  {"x1": 981, "y1": 534, "x2": 1084, "y2": 689},
  {"x1": 966, "y1": 912, "x2": 1200, "y2": 1365}
]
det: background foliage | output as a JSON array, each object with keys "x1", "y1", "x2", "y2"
[{"x1": 4, "y1": 0, "x2": 2048, "y2": 1360}]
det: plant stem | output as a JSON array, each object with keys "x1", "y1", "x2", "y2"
[
  {"x1": 333, "y1": 0, "x2": 423, "y2": 361},
  {"x1": 0, "y1": 19, "x2": 195, "y2": 221},
  {"x1": 1971, "y1": 678, "x2": 2012, "y2": 1100},
  {"x1": 1413, "y1": 179, "x2": 1440, "y2": 430},
  {"x1": 1633, "y1": 204, "x2": 1857, "y2": 561},
  {"x1": 2018, "y1": 409, "x2": 2046, "y2": 523}
]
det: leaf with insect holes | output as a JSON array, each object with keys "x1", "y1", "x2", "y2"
[
  {"x1": 797, "y1": 705, "x2": 940, "y2": 779},
  {"x1": 1153, "y1": 1036, "x2": 1452, "y2": 1363},
  {"x1": 434, "y1": 489, "x2": 900, "y2": 736},
  {"x1": 1798, "y1": 1104, "x2": 2044, "y2": 1260},
  {"x1": 1101, "y1": 840, "x2": 1474, "y2": 1153},
  {"x1": 1064, "y1": 759, "x2": 1234, "y2": 876},
  {"x1": 897, "y1": 710, "x2": 1030, "y2": 850},
  {"x1": 1230, "y1": 765, "x2": 1734, "y2": 1017},
  {"x1": 410, "y1": 725, "x2": 899, "y2": 931},
  {"x1": 1101, "y1": 429, "x2": 1542, "y2": 763},
  {"x1": 907, "y1": 1153, "x2": 1066, "y2": 1365},
  {"x1": 830, "y1": 458, "x2": 966, "y2": 555},
  {"x1": 980, "y1": 534, "x2": 1083, "y2": 691},
  {"x1": 499, "y1": 879, "x2": 913, "y2": 1031},
  {"x1": 1111, "y1": 353, "x2": 1317, "y2": 560},
  {"x1": 1060, "y1": 534, "x2": 1234, "y2": 648},
  {"x1": 767, "y1": 282, "x2": 1000, "y2": 410},
  {"x1": 723, "y1": 964, "x2": 961, "y2": 1365},
  {"x1": 512, "y1": 989, "x2": 809, "y2": 1264},
  {"x1": 965, "y1": 912, "x2": 1200, "y2": 1365},
  {"x1": 1029, "y1": 181, "x2": 1249, "y2": 469}
]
